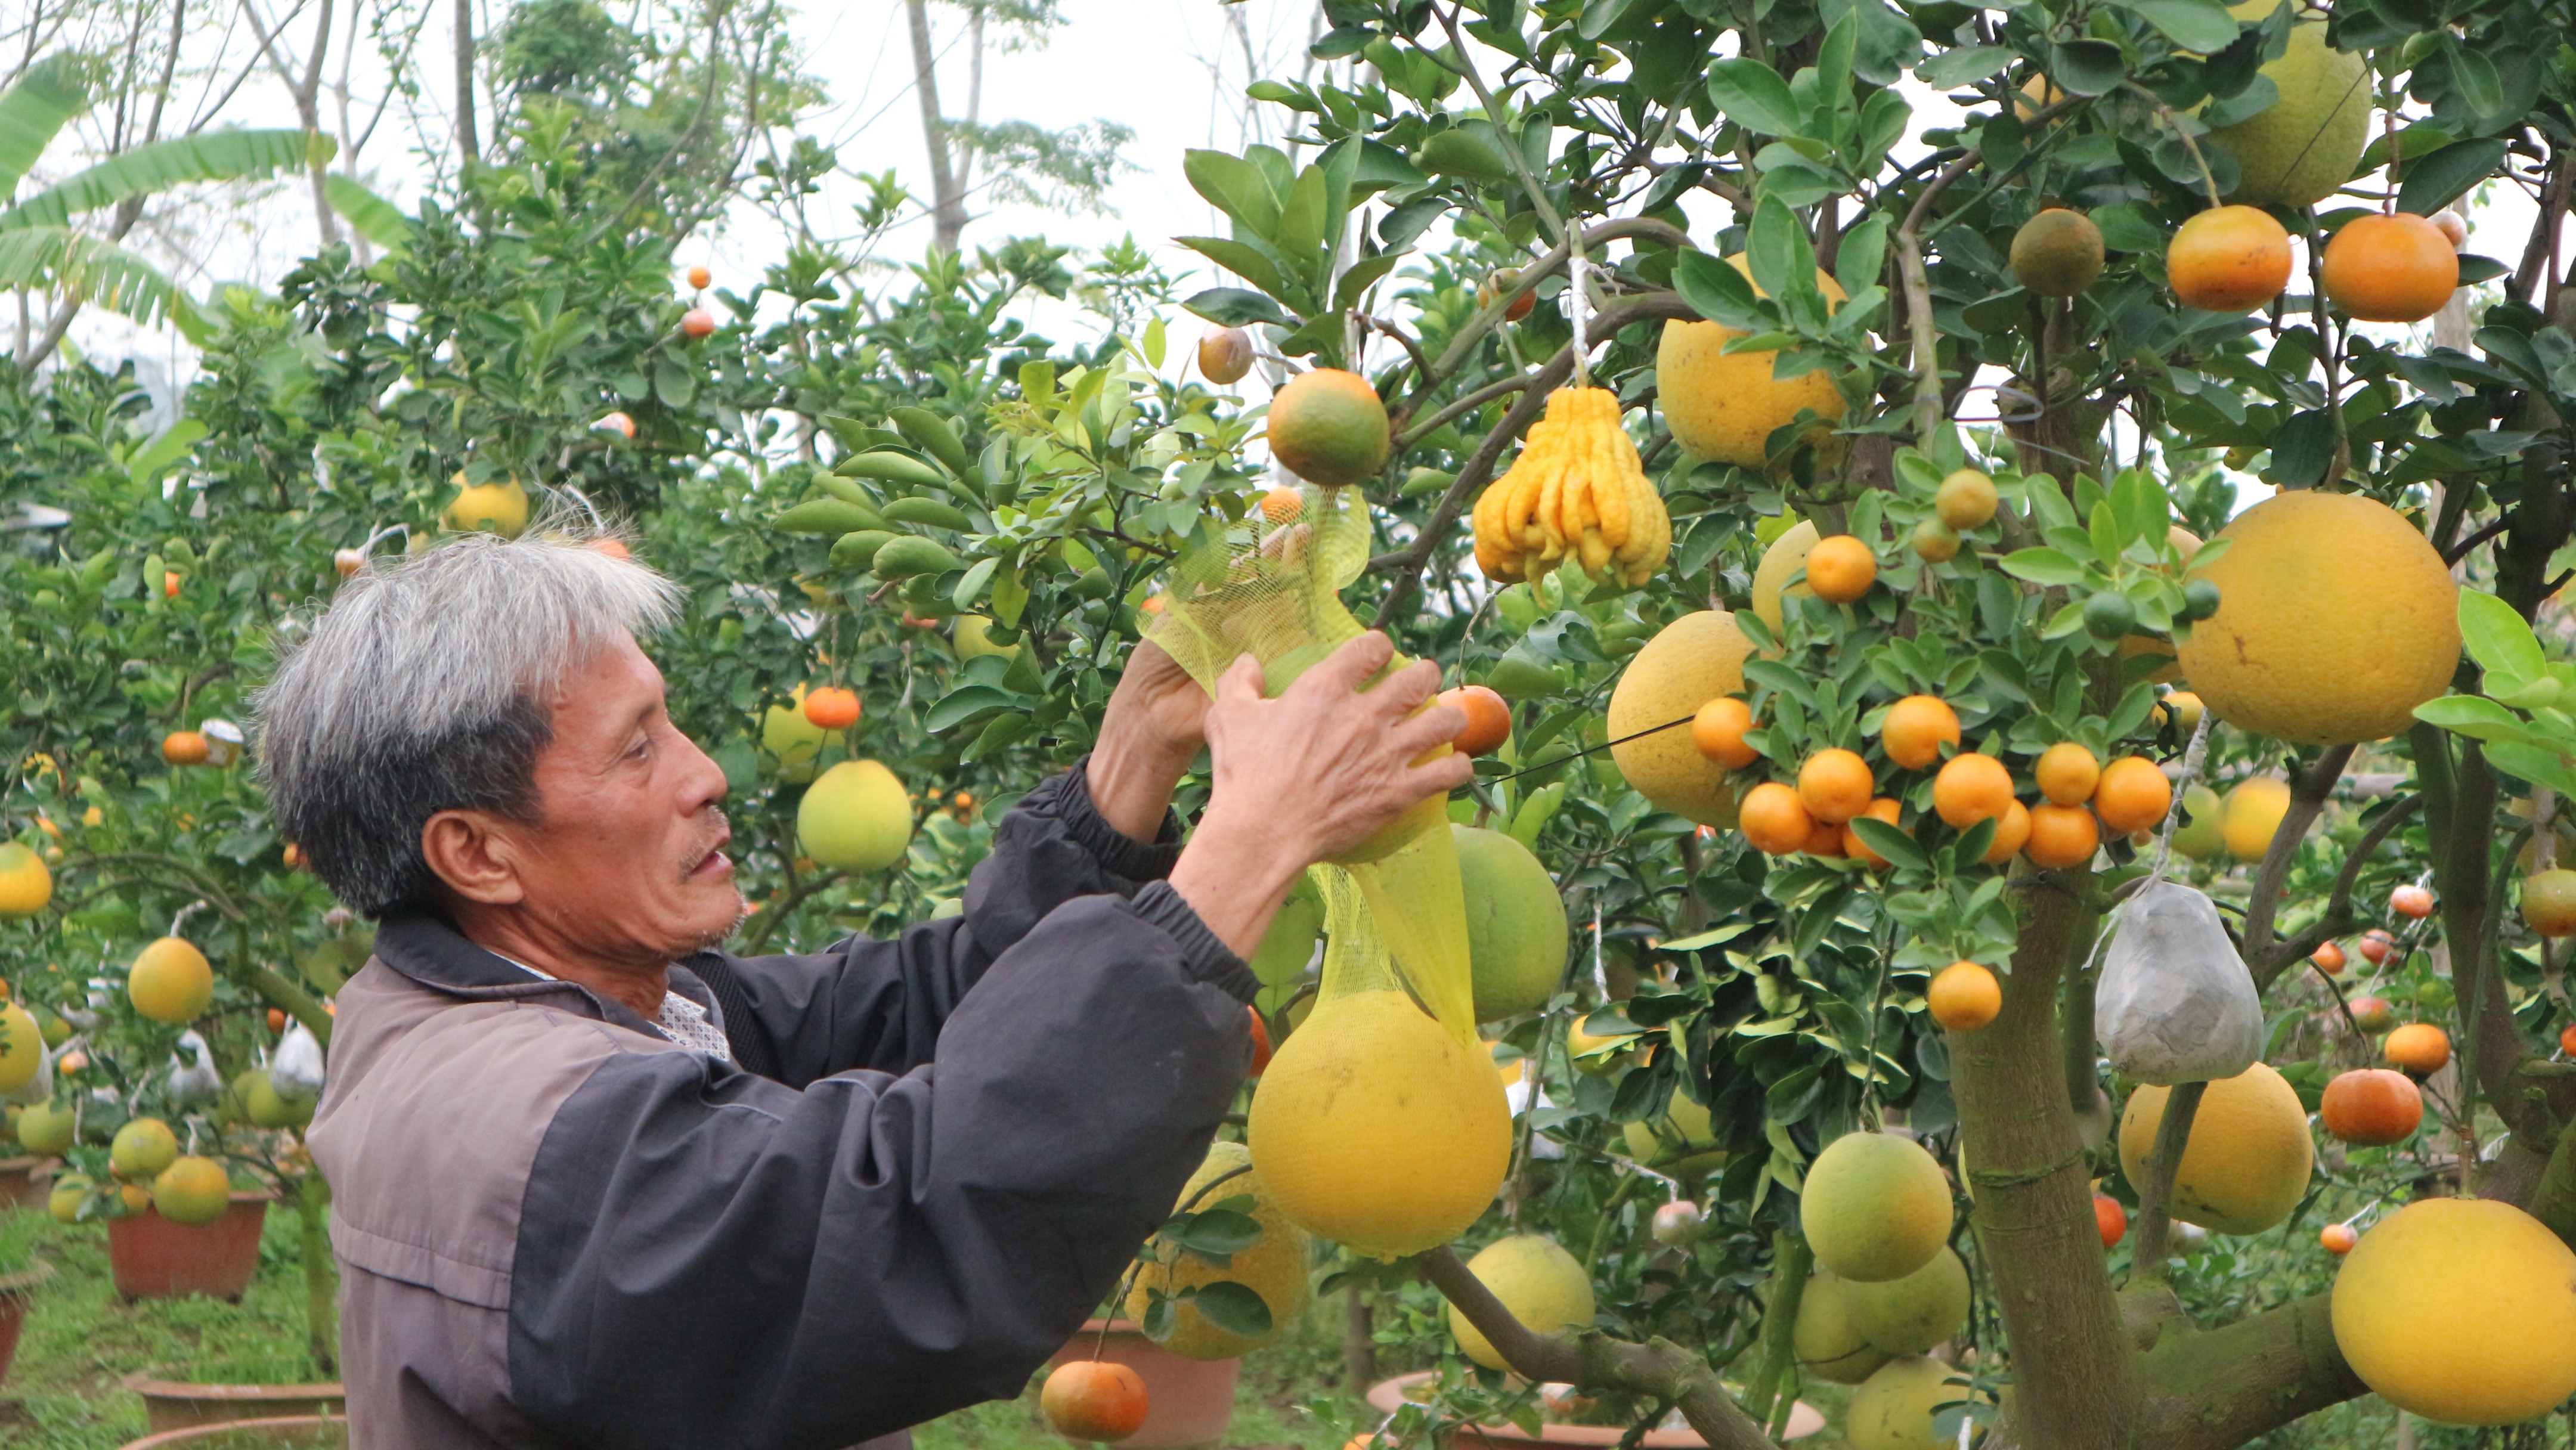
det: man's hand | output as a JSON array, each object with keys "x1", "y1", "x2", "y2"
[
  {"x1": 1168, "y1": 633, "x2": 1474, "y2": 957},
  {"x1": 1089, "y1": 638, "x2": 1212, "y2": 842}
]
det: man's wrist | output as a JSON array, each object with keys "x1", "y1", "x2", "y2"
[
  {"x1": 1087, "y1": 723, "x2": 1193, "y2": 845},
  {"x1": 1167, "y1": 801, "x2": 1309, "y2": 959}
]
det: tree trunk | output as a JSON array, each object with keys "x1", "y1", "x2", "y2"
[
  {"x1": 453, "y1": 0, "x2": 478, "y2": 166},
  {"x1": 1950, "y1": 880, "x2": 2136, "y2": 1449},
  {"x1": 903, "y1": 0, "x2": 968, "y2": 253}
]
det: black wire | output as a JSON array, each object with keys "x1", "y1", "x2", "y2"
[{"x1": 1489, "y1": 711, "x2": 1699, "y2": 785}]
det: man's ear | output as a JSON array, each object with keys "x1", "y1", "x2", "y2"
[{"x1": 421, "y1": 810, "x2": 530, "y2": 906}]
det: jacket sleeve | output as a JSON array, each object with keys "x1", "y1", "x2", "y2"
[
  {"x1": 710, "y1": 760, "x2": 1184, "y2": 1086},
  {"x1": 504, "y1": 884, "x2": 1258, "y2": 1450}
]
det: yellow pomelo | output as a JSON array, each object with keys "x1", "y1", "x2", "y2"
[
  {"x1": 952, "y1": 614, "x2": 1021, "y2": 662},
  {"x1": 1846, "y1": 1244, "x2": 1970, "y2": 1355},
  {"x1": 2221, "y1": 777, "x2": 2293, "y2": 862},
  {"x1": 760, "y1": 684, "x2": 843, "y2": 784},
  {"x1": 2175, "y1": 492, "x2": 2459, "y2": 745},
  {"x1": 0, "y1": 841, "x2": 53, "y2": 916},
  {"x1": 1446, "y1": 1233, "x2": 1597, "y2": 1370},
  {"x1": 1793, "y1": 1271, "x2": 1895, "y2": 1384},
  {"x1": 16, "y1": 1098, "x2": 74, "y2": 1156},
  {"x1": 2118, "y1": 1062, "x2": 2312, "y2": 1235},
  {"x1": 2207, "y1": 8, "x2": 2371, "y2": 209},
  {"x1": 152, "y1": 1155, "x2": 233, "y2": 1226},
  {"x1": 1247, "y1": 989, "x2": 1513, "y2": 1259},
  {"x1": 0, "y1": 1002, "x2": 41, "y2": 1093},
  {"x1": 1801, "y1": 1132, "x2": 1953, "y2": 1283},
  {"x1": 2330, "y1": 1197, "x2": 2576, "y2": 1426},
  {"x1": 128, "y1": 937, "x2": 213, "y2": 1024},
  {"x1": 1847, "y1": 1356, "x2": 1982, "y2": 1450},
  {"x1": 110, "y1": 1117, "x2": 179, "y2": 1181},
  {"x1": 1658, "y1": 258, "x2": 1847, "y2": 468},
  {"x1": 1751, "y1": 520, "x2": 1820, "y2": 635},
  {"x1": 2171, "y1": 783, "x2": 2226, "y2": 861},
  {"x1": 1454, "y1": 824, "x2": 1568, "y2": 1021},
  {"x1": 48, "y1": 1174, "x2": 89, "y2": 1223},
  {"x1": 797, "y1": 760, "x2": 914, "y2": 872},
  {"x1": 442, "y1": 476, "x2": 530, "y2": 538},
  {"x1": 1621, "y1": 1092, "x2": 1728, "y2": 1180},
  {"x1": 1608, "y1": 612, "x2": 1757, "y2": 828},
  {"x1": 1127, "y1": 1141, "x2": 1312, "y2": 1361}
]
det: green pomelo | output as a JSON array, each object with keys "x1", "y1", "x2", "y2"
[
  {"x1": 1794, "y1": 1271, "x2": 1896, "y2": 1384},
  {"x1": 760, "y1": 695, "x2": 839, "y2": 785},
  {"x1": 1846, "y1": 1245, "x2": 1970, "y2": 1355},
  {"x1": 153, "y1": 1155, "x2": 233, "y2": 1225},
  {"x1": 1847, "y1": 1356, "x2": 1982, "y2": 1450},
  {"x1": 1248, "y1": 873, "x2": 1325, "y2": 994},
  {"x1": 48, "y1": 1173, "x2": 90, "y2": 1223},
  {"x1": 2171, "y1": 784, "x2": 2226, "y2": 862},
  {"x1": 110, "y1": 1118, "x2": 179, "y2": 1181},
  {"x1": 247, "y1": 1073, "x2": 315, "y2": 1130},
  {"x1": 1446, "y1": 1234, "x2": 1597, "y2": 1370},
  {"x1": 952, "y1": 614, "x2": 1021, "y2": 662},
  {"x1": 2207, "y1": 17, "x2": 2370, "y2": 208},
  {"x1": 1454, "y1": 825, "x2": 1569, "y2": 1021},
  {"x1": 1621, "y1": 1092, "x2": 1729, "y2": 1181},
  {"x1": 16, "y1": 1098, "x2": 74, "y2": 1155},
  {"x1": 1801, "y1": 1132, "x2": 1953, "y2": 1282},
  {"x1": 798, "y1": 760, "x2": 915, "y2": 873}
]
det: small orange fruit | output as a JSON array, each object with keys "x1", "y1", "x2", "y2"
[
  {"x1": 1841, "y1": 798, "x2": 1903, "y2": 868},
  {"x1": 1928, "y1": 961, "x2": 2002, "y2": 1031},
  {"x1": 1983, "y1": 799, "x2": 2032, "y2": 865},
  {"x1": 2023, "y1": 803, "x2": 2101, "y2": 868},
  {"x1": 1797, "y1": 748, "x2": 1876, "y2": 825},
  {"x1": 2312, "y1": 940, "x2": 2346, "y2": 974},
  {"x1": 1268, "y1": 368, "x2": 1390, "y2": 489},
  {"x1": 1880, "y1": 695, "x2": 1960, "y2": 770},
  {"x1": 1804, "y1": 535, "x2": 1877, "y2": 604},
  {"x1": 1739, "y1": 782, "x2": 1815, "y2": 855},
  {"x1": 680, "y1": 307, "x2": 717, "y2": 339},
  {"x1": 1247, "y1": 1006, "x2": 1273, "y2": 1077},
  {"x1": 2010, "y1": 208, "x2": 2106, "y2": 297},
  {"x1": 2320, "y1": 212, "x2": 2459, "y2": 324},
  {"x1": 2320, "y1": 1067, "x2": 2423, "y2": 1146},
  {"x1": 1439, "y1": 685, "x2": 1513, "y2": 757},
  {"x1": 281, "y1": 842, "x2": 304, "y2": 870},
  {"x1": 267, "y1": 1007, "x2": 286, "y2": 1034},
  {"x1": 2349, "y1": 996, "x2": 2395, "y2": 1033},
  {"x1": 1042, "y1": 1360, "x2": 1151, "y2": 1443},
  {"x1": 2358, "y1": 929, "x2": 2395, "y2": 965},
  {"x1": 2093, "y1": 756, "x2": 2174, "y2": 834},
  {"x1": 2391, "y1": 884, "x2": 2435, "y2": 919},
  {"x1": 2169, "y1": 205, "x2": 2293, "y2": 312},
  {"x1": 1692, "y1": 698, "x2": 1760, "y2": 770},
  {"x1": 2095, "y1": 1194, "x2": 2129, "y2": 1248},
  {"x1": 2560, "y1": 1022, "x2": 2576, "y2": 1056},
  {"x1": 2321, "y1": 1222, "x2": 2358, "y2": 1255},
  {"x1": 2383, "y1": 1023, "x2": 2451, "y2": 1074},
  {"x1": 1261, "y1": 485, "x2": 1304, "y2": 523},
  {"x1": 1934, "y1": 752, "x2": 2015, "y2": 828},
  {"x1": 803, "y1": 687, "x2": 862, "y2": 730},
  {"x1": 2034, "y1": 742, "x2": 2101, "y2": 806},
  {"x1": 163, "y1": 571, "x2": 181, "y2": 598},
  {"x1": 1199, "y1": 327, "x2": 1255, "y2": 385},
  {"x1": 1803, "y1": 819, "x2": 1846, "y2": 857},
  {"x1": 686, "y1": 265, "x2": 712, "y2": 290},
  {"x1": 162, "y1": 731, "x2": 210, "y2": 766}
]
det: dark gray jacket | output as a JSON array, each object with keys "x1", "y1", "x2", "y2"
[{"x1": 308, "y1": 766, "x2": 1258, "y2": 1450}]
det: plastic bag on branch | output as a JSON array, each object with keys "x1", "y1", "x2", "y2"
[
  {"x1": 1145, "y1": 484, "x2": 1475, "y2": 1045},
  {"x1": 2094, "y1": 882, "x2": 2264, "y2": 1085}
]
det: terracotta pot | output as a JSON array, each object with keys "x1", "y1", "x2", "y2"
[
  {"x1": 1365, "y1": 1372, "x2": 1826, "y2": 1445},
  {"x1": 106, "y1": 1194, "x2": 273, "y2": 1302},
  {"x1": 126, "y1": 1370, "x2": 348, "y2": 1433},
  {"x1": 117, "y1": 1414, "x2": 346, "y2": 1449},
  {"x1": 0, "y1": 1262, "x2": 52, "y2": 1388},
  {"x1": 0, "y1": 1155, "x2": 51, "y2": 1210},
  {"x1": 1046, "y1": 1319, "x2": 1239, "y2": 1450}
]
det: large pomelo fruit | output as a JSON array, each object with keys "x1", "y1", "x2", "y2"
[
  {"x1": 1246, "y1": 989, "x2": 1512, "y2": 1259},
  {"x1": 2174, "y1": 491, "x2": 2459, "y2": 745},
  {"x1": 797, "y1": 760, "x2": 914, "y2": 872},
  {"x1": 1621, "y1": 1090, "x2": 1728, "y2": 1180},
  {"x1": 2207, "y1": 6, "x2": 2371, "y2": 209},
  {"x1": 1846, "y1": 1355, "x2": 1980, "y2": 1450},
  {"x1": 1657, "y1": 259, "x2": 1847, "y2": 468},
  {"x1": 2330, "y1": 1197, "x2": 2576, "y2": 1425},
  {"x1": 1445, "y1": 1233, "x2": 1596, "y2": 1369},
  {"x1": 1793, "y1": 1270, "x2": 1894, "y2": 1384},
  {"x1": 1801, "y1": 1132, "x2": 1953, "y2": 1282},
  {"x1": 1846, "y1": 1244, "x2": 1970, "y2": 1355},
  {"x1": 1608, "y1": 612, "x2": 1757, "y2": 827},
  {"x1": 2117, "y1": 1062, "x2": 2312, "y2": 1235},
  {"x1": 1453, "y1": 824, "x2": 1568, "y2": 1021},
  {"x1": 1126, "y1": 1141, "x2": 1312, "y2": 1361}
]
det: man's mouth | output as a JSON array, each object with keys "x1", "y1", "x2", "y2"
[{"x1": 688, "y1": 828, "x2": 733, "y2": 879}]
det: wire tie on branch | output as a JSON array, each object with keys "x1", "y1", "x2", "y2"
[
  {"x1": 168, "y1": 898, "x2": 211, "y2": 940},
  {"x1": 1568, "y1": 224, "x2": 1592, "y2": 389}
]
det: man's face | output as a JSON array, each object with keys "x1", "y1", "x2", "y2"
[{"x1": 507, "y1": 634, "x2": 742, "y2": 962}]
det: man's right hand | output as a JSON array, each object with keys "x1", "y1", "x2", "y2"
[{"x1": 1166, "y1": 633, "x2": 1474, "y2": 959}]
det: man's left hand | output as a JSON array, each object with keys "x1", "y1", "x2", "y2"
[{"x1": 1089, "y1": 639, "x2": 1210, "y2": 842}]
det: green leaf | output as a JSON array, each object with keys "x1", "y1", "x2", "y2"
[
  {"x1": 323, "y1": 174, "x2": 411, "y2": 249},
  {"x1": 2396, "y1": 138, "x2": 2507, "y2": 218},
  {"x1": 1185, "y1": 1281, "x2": 1274, "y2": 1339},
  {"x1": 1672, "y1": 250, "x2": 1764, "y2": 330},
  {"x1": 1182, "y1": 150, "x2": 1281, "y2": 238},
  {"x1": 1276, "y1": 165, "x2": 1330, "y2": 281},
  {"x1": 3, "y1": 130, "x2": 317, "y2": 231},
  {"x1": 0, "y1": 57, "x2": 86, "y2": 202},
  {"x1": 1168, "y1": 1207, "x2": 1264, "y2": 1259},
  {"x1": 1917, "y1": 45, "x2": 2012, "y2": 89},
  {"x1": 2050, "y1": 39, "x2": 2128, "y2": 96},
  {"x1": 1835, "y1": 215, "x2": 1888, "y2": 298},
  {"x1": 1182, "y1": 287, "x2": 1292, "y2": 329},
  {"x1": 2268, "y1": 410, "x2": 2335, "y2": 489},
  {"x1": 2410, "y1": 694, "x2": 2534, "y2": 743},
  {"x1": 125, "y1": 418, "x2": 206, "y2": 485},
  {"x1": 0, "y1": 227, "x2": 205, "y2": 337},
  {"x1": 1747, "y1": 195, "x2": 1813, "y2": 303},
  {"x1": 1706, "y1": 59, "x2": 1803, "y2": 137},
  {"x1": 1175, "y1": 237, "x2": 1301, "y2": 308},
  {"x1": 951, "y1": 556, "x2": 1000, "y2": 610},
  {"x1": 1849, "y1": 816, "x2": 1929, "y2": 871},
  {"x1": 1998, "y1": 548, "x2": 2088, "y2": 586},
  {"x1": 925, "y1": 684, "x2": 1022, "y2": 734},
  {"x1": 2118, "y1": 0, "x2": 2241, "y2": 52},
  {"x1": 2457, "y1": 590, "x2": 2543, "y2": 681},
  {"x1": 1334, "y1": 251, "x2": 1405, "y2": 311}
]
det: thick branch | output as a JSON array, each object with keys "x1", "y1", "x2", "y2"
[
  {"x1": 2134, "y1": 1292, "x2": 2366, "y2": 1450},
  {"x1": 1417, "y1": 1248, "x2": 1780, "y2": 1450},
  {"x1": 2252, "y1": 794, "x2": 2422, "y2": 989},
  {"x1": 2127, "y1": 1080, "x2": 2204, "y2": 1279},
  {"x1": 2239, "y1": 746, "x2": 2354, "y2": 965}
]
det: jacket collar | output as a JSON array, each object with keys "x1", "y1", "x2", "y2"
[{"x1": 370, "y1": 911, "x2": 708, "y2": 1043}]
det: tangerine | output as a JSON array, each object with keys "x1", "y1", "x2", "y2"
[
  {"x1": 162, "y1": 731, "x2": 209, "y2": 766},
  {"x1": 1740, "y1": 782, "x2": 1815, "y2": 854},
  {"x1": 2319, "y1": 1067, "x2": 2423, "y2": 1147},
  {"x1": 2093, "y1": 755, "x2": 2174, "y2": 834},
  {"x1": 1880, "y1": 696, "x2": 1960, "y2": 770},
  {"x1": 1805, "y1": 535, "x2": 1878, "y2": 603},
  {"x1": 1928, "y1": 961, "x2": 2002, "y2": 1032},
  {"x1": 1804, "y1": 819, "x2": 1847, "y2": 857},
  {"x1": 2311, "y1": 940, "x2": 2346, "y2": 974},
  {"x1": 2320, "y1": 212, "x2": 2458, "y2": 324},
  {"x1": 2561, "y1": 1022, "x2": 2576, "y2": 1056},
  {"x1": 802, "y1": 687, "x2": 862, "y2": 730},
  {"x1": 2169, "y1": 206, "x2": 2293, "y2": 312},
  {"x1": 2357, "y1": 929, "x2": 2394, "y2": 965},
  {"x1": 1842, "y1": 798, "x2": 1904, "y2": 869},
  {"x1": 2023, "y1": 803, "x2": 2100, "y2": 869},
  {"x1": 1910, "y1": 518, "x2": 1961, "y2": 562},
  {"x1": 1936, "y1": 470, "x2": 1999, "y2": 531},
  {"x1": 2383, "y1": 1023, "x2": 2450, "y2": 1074},
  {"x1": 2321, "y1": 1222, "x2": 2358, "y2": 1254},
  {"x1": 2391, "y1": 884, "x2": 2435, "y2": 919},
  {"x1": 1268, "y1": 368, "x2": 1390, "y2": 488},
  {"x1": 1042, "y1": 1361, "x2": 1151, "y2": 1442},
  {"x1": 1798, "y1": 748, "x2": 1876, "y2": 825},
  {"x1": 2524, "y1": 867, "x2": 2576, "y2": 936},
  {"x1": 2094, "y1": 1194, "x2": 2128, "y2": 1249},
  {"x1": 1200, "y1": 327, "x2": 1255, "y2": 385},
  {"x1": 1692, "y1": 697, "x2": 1760, "y2": 769},
  {"x1": 2034, "y1": 742, "x2": 2101, "y2": 806},
  {"x1": 1983, "y1": 799, "x2": 2032, "y2": 865},
  {"x1": 2010, "y1": 208, "x2": 2106, "y2": 296},
  {"x1": 1933, "y1": 753, "x2": 2014, "y2": 828},
  {"x1": 2349, "y1": 996, "x2": 2395, "y2": 1033},
  {"x1": 1439, "y1": 685, "x2": 1513, "y2": 757}
]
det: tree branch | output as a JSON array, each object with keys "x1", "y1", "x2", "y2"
[
  {"x1": 2239, "y1": 746, "x2": 2355, "y2": 965},
  {"x1": 2127, "y1": 1080, "x2": 2204, "y2": 1280},
  {"x1": 2134, "y1": 1292, "x2": 2366, "y2": 1450},
  {"x1": 2252, "y1": 794, "x2": 2422, "y2": 988}
]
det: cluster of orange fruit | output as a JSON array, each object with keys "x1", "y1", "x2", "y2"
[
  {"x1": 1698, "y1": 692, "x2": 2172, "y2": 873},
  {"x1": 2158, "y1": 205, "x2": 2463, "y2": 322}
]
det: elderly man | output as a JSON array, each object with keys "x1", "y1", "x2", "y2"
[{"x1": 255, "y1": 530, "x2": 1469, "y2": 1450}]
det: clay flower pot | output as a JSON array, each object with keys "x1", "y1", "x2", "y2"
[
  {"x1": 126, "y1": 1368, "x2": 348, "y2": 1434},
  {"x1": 1366, "y1": 1371, "x2": 1827, "y2": 1445},
  {"x1": 0, "y1": 1261, "x2": 55, "y2": 1387},
  {"x1": 106, "y1": 1193, "x2": 273, "y2": 1302},
  {"x1": 1046, "y1": 1319, "x2": 1240, "y2": 1449},
  {"x1": 117, "y1": 1414, "x2": 347, "y2": 1449},
  {"x1": 0, "y1": 1155, "x2": 54, "y2": 1209}
]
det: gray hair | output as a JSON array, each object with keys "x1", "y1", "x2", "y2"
[{"x1": 255, "y1": 529, "x2": 682, "y2": 918}]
